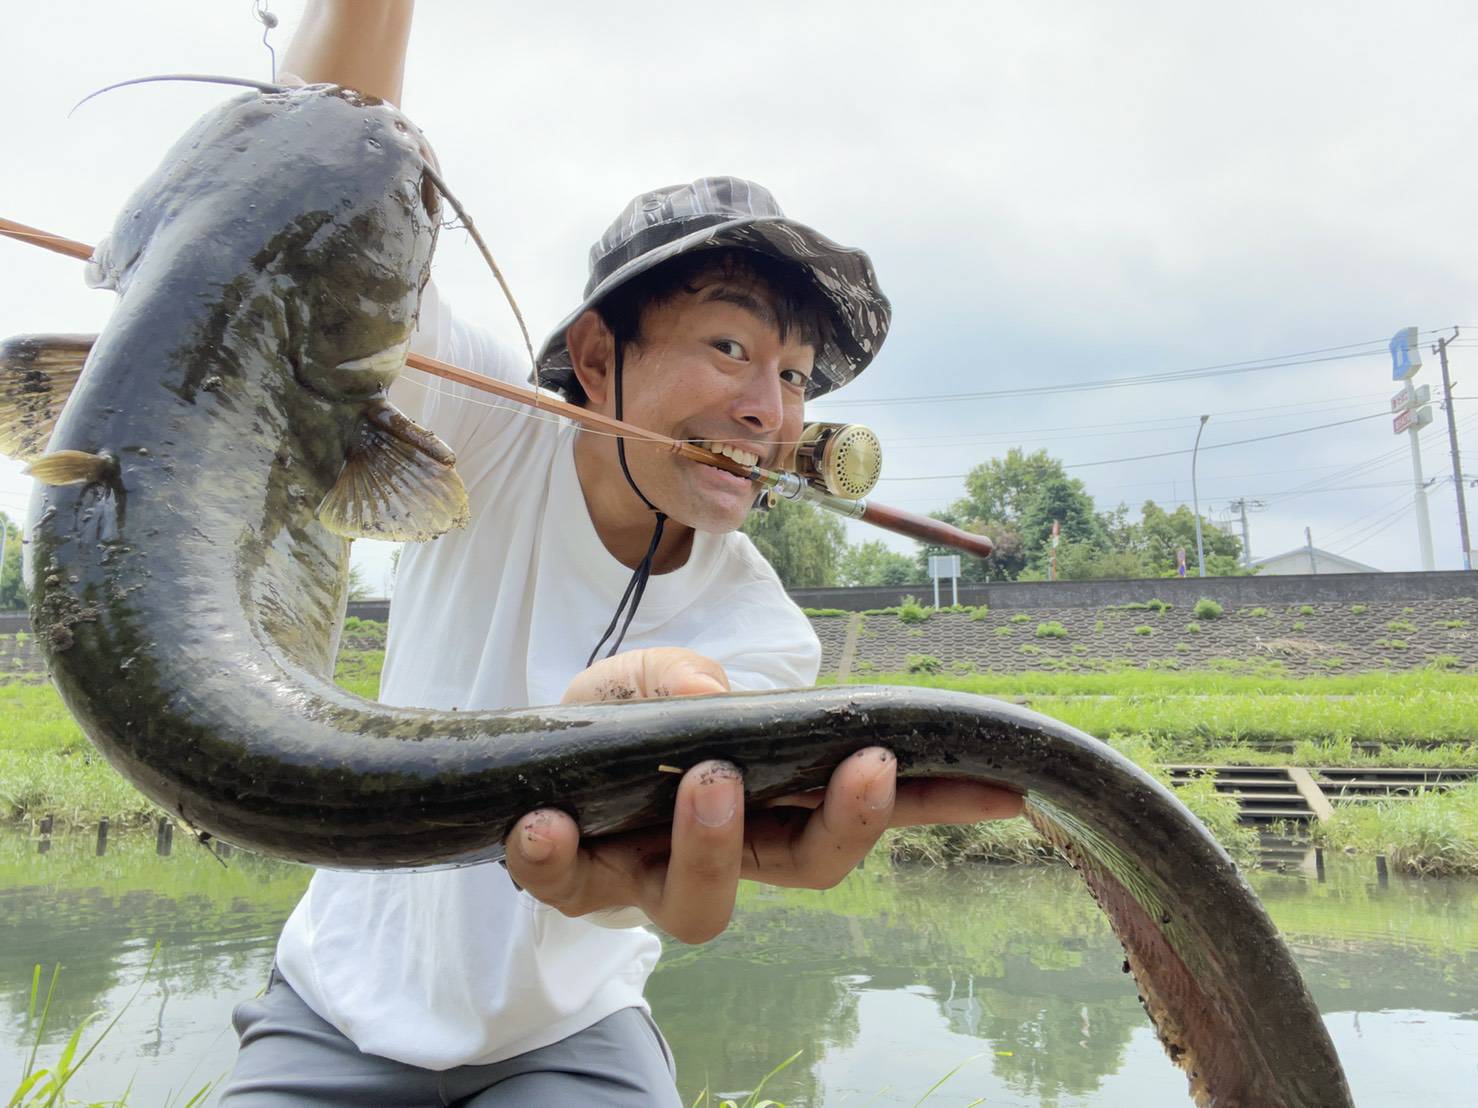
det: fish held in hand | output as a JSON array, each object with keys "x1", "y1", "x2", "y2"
[{"x1": 0, "y1": 84, "x2": 1350, "y2": 1106}]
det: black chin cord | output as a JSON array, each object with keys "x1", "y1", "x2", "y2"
[{"x1": 587, "y1": 344, "x2": 668, "y2": 668}]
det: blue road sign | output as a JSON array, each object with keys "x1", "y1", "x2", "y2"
[{"x1": 1390, "y1": 326, "x2": 1422, "y2": 381}]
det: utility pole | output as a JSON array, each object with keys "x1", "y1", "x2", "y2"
[
  {"x1": 1434, "y1": 328, "x2": 1472, "y2": 570},
  {"x1": 1305, "y1": 526, "x2": 1319, "y2": 574},
  {"x1": 1226, "y1": 497, "x2": 1265, "y2": 567}
]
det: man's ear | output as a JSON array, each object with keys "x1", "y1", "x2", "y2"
[{"x1": 566, "y1": 310, "x2": 615, "y2": 409}]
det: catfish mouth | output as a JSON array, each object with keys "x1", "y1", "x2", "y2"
[{"x1": 293, "y1": 338, "x2": 413, "y2": 403}]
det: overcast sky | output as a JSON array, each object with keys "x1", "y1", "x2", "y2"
[{"x1": 5, "y1": 0, "x2": 1478, "y2": 594}]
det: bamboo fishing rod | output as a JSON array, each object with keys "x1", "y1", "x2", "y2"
[{"x1": 1, "y1": 216, "x2": 993, "y2": 559}]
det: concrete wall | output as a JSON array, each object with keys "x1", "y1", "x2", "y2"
[
  {"x1": 787, "y1": 570, "x2": 1478, "y2": 612},
  {"x1": 3, "y1": 570, "x2": 1474, "y2": 633}
]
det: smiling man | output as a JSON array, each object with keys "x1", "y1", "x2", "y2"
[{"x1": 218, "y1": 3, "x2": 1021, "y2": 1105}]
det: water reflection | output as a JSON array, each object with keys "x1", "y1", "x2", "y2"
[{"x1": 2, "y1": 834, "x2": 1475, "y2": 1106}]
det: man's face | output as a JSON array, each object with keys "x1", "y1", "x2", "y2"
[{"x1": 600, "y1": 276, "x2": 816, "y2": 534}]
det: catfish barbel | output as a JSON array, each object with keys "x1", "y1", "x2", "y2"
[{"x1": 0, "y1": 84, "x2": 1351, "y2": 1107}]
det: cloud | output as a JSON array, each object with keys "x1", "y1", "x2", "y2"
[{"x1": 3, "y1": 0, "x2": 1475, "y2": 579}]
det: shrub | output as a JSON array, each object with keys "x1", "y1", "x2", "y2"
[
  {"x1": 1291, "y1": 621, "x2": 1307, "y2": 632},
  {"x1": 1248, "y1": 607, "x2": 1269, "y2": 618},
  {"x1": 904, "y1": 653, "x2": 941, "y2": 674},
  {"x1": 994, "y1": 625, "x2": 1013, "y2": 637},
  {"x1": 898, "y1": 596, "x2": 931, "y2": 624},
  {"x1": 1350, "y1": 604, "x2": 1368, "y2": 615},
  {"x1": 1035, "y1": 621, "x2": 1068, "y2": 639},
  {"x1": 1132, "y1": 624, "x2": 1155, "y2": 636},
  {"x1": 1185, "y1": 621, "x2": 1202, "y2": 634},
  {"x1": 1009, "y1": 613, "x2": 1031, "y2": 624},
  {"x1": 1386, "y1": 619, "x2": 1418, "y2": 634},
  {"x1": 1192, "y1": 598, "x2": 1223, "y2": 621},
  {"x1": 1298, "y1": 604, "x2": 1315, "y2": 616},
  {"x1": 969, "y1": 605, "x2": 991, "y2": 621}
]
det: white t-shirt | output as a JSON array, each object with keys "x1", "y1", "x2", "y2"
[{"x1": 274, "y1": 287, "x2": 822, "y2": 1070}]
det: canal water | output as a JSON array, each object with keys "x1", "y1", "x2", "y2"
[{"x1": 3, "y1": 834, "x2": 1475, "y2": 1106}]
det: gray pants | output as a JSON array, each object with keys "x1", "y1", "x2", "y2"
[{"x1": 219, "y1": 969, "x2": 682, "y2": 1107}]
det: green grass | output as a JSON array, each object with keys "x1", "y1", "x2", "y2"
[
  {"x1": 1131, "y1": 624, "x2": 1154, "y2": 636},
  {"x1": 1009, "y1": 613, "x2": 1031, "y2": 624},
  {"x1": 832, "y1": 669, "x2": 1478, "y2": 750},
  {"x1": 897, "y1": 596, "x2": 931, "y2": 624},
  {"x1": 1350, "y1": 604, "x2": 1368, "y2": 615},
  {"x1": 1192, "y1": 598, "x2": 1223, "y2": 621},
  {"x1": 800, "y1": 607, "x2": 849, "y2": 617},
  {"x1": 1312, "y1": 783, "x2": 1478, "y2": 876},
  {"x1": 1035, "y1": 620, "x2": 1068, "y2": 639},
  {"x1": 968, "y1": 605, "x2": 990, "y2": 622}
]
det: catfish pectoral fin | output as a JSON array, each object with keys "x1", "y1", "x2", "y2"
[
  {"x1": 317, "y1": 402, "x2": 469, "y2": 542},
  {"x1": 0, "y1": 332, "x2": 96, "y2": 461},
  {"x1": 26, "y1": 448, "x2": 116, "y2": 486}
]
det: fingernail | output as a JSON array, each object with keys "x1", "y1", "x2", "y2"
[
  {"x1": 863, "y1": 750, "x2": 896, "y2": 811},
  {"x1": 519, "y1": 815, "x2": 554, "y2": 862},
  {"x1": 693, "y1": 760, "x2": 741, "y2": 827}
]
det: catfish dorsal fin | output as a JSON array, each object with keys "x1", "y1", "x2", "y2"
[
  {"x1": 317, "y1": 400, "x2": 470, "y2": 542},
  {"x1": 0, "y1": 333, "x2": 97, "y2": 461}
]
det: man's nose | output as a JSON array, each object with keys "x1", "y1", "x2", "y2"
[{"x1": 735, "y1": 361, "x2": 784, "y2": 433}]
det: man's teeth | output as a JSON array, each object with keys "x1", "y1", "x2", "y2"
[{"x1": 698, "y1": 441, "x2": 760, "y2": 467}]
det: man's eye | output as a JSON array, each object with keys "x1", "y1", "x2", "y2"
[
  {"x1": 712, "y1": 339, "x2": 747, "y2": 360},
  {"x1": 780, "y1": 368, "x2": 810, "y2": 388}
]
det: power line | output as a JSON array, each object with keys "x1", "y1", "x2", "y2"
[
  {"x1": 879, "y1": 408, "x2": 1394, "y2": 480},
  {"x1": 813, "y1": 328, "x2": 1459, "y2": 409}
]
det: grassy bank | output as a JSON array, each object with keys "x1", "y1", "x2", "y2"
[
  {"x1": 831, "y1": 669, "x2": 1478, "y2": 751},
  {"x1": 1311, "y1": 783, "x2": 1478, "y2": 876},
  {"x1": 6, "y1": 650, "x2": 1478, "y2": 872}
]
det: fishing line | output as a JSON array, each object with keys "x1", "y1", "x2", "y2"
[
  {"x1": 69, "y1": 74, "x2": 290, "y2": 116},
  {"x1": 252, "y1": 2, "x2": 280, "y2": 82}
]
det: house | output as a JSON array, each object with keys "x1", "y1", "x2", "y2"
[{"x1": 1250, "y1": 546, "x2": 1380, "y2": 575}]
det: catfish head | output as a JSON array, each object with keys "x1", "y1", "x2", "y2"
[{"x1": 9, "y1": 82, "x2": 466, "y2": 544}]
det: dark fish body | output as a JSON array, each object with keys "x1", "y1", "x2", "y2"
[{"x1": 3, "y1": 86, "x2": 1351, "y2": 1107}]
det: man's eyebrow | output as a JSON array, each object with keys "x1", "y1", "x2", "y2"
[{"x1": 700, "y1": 287, "x2": 778, "y2": 328}]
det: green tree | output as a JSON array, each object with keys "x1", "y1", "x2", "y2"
[
  {"x1": 0, "y1": 512, "x2": 22, "y2": 610},
  {"x1": 1019, "y1": 475, "x2": 1106, "y2": 573},
  {"x1": 1132, "y1": 500, "x2": 1248, "y2": 577},
  {"x1": 741, "y1": 497, "x2": 847, "y2": 588},
  {"x1": 957, "y1": 448, "x2": 1070, "y2": 524},
  {"x1": 347, "y1": 563, "x2": 373, "y2": 601},
  {"x1": 837, "y1": 540, "x2": 918, "y2": 586},
  {"x1": 1022, "y1": 538, "x2": 1154, "y2": 581}
]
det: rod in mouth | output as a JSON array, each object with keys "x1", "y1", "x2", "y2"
[{"x1": 2, "y1": 215, "x2": 994, "y2": 560}]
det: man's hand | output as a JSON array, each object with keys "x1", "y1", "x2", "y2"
[{"x1": 504, "y1": 647, "x2": 1023, "y2": 944}]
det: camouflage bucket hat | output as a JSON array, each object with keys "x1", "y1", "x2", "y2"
[{"x1": 535, "y1": 176, "x2": 890, "y2": 400}]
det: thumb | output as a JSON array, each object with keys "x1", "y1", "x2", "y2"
[{"x1": 562, "y1": 647, "x2": 730, "y2": 704}]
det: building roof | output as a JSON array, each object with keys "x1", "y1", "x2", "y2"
[{"x1": 1250, "y1": 546, "x2": 1380, "y2": 574}]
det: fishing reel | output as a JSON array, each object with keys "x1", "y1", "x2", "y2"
[
  {"x1": 752, "y1": 422, "x2": 883, "y2": 511},
  {"x1": 793, "y1": 422, "x2": 882, "y2": 498}
]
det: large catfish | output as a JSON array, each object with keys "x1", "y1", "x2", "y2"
[{"x1": 0, "y1": 85, "x2": 1350, "y2": 1106}]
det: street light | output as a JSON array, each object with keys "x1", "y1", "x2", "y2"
[{"x1": 1191, "y1": 414, "x2": 1210, "y2": 578}]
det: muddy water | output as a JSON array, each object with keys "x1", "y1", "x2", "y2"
[{"x1": 2, "y1": 834, "x2": 1474, "y2": 1105}]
